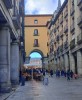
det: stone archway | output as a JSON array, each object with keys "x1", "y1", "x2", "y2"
[
  {"x1": 29, "y1": 49, "x2": 44, "y2": 58},
  {"x1": 25, "y1": 49, "x2": 45, "y2": 64}
]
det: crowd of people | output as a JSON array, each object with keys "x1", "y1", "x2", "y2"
[
  {"x1": 19, "y1": 68, "x2": 79, "y2": 86},
  {"x1": 55, "y1": 69, "x2": 78, "y2": 80}
]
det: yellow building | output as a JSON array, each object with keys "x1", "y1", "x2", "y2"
[{"x1": 24, "y1": 14, "x2": 52, "y2": 65}]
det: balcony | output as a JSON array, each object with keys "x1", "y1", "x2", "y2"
[
  {"x1": 54, "y1": 28, "x2": 56, "y2": 33},
  {"x1": 77, "y1": 0, "x2": 82, "y2": 11},
  {"x1": 56, "y1": 47, "x2": 60, "y2": 55},
  {"x1": 64, "y1": 10, "x2": 68, "y2": 18},
  {"x1": 77, "y1": 32, "x2": 82, "y2": 44},
  {"x1": 56, "y1": 22, "x2": 59, "y2": 29},
  {"x1": 70, "y1": 39, "x2": 75, "y2": 49},
  {"x1": 70, "y1": 6, "x2": 75, "y2": 16},
  {"x1": 64, "y1": 24, "x2": 68, "y2": 33},
  {"x1": 77, "y1": 15, "x2": 82, "y2": 28},
  {"x1": 56, "y1": 35, "x2": 60, "y2": 41},
  {"x1": 3, "y1": 0, "x2": 12, "y2": 9},
  {"x1": 70, "y1": 22, "x2": 75, "y2": 32},
  {"x1": 60, "y1": 17, "x2": 63, "y2": 24},
  {"x1": 12, "y1": 7, "x2": 20, "y2": 29},
  {"x1": 64, "y1": 41, "x2": 68, "y2": 49}
]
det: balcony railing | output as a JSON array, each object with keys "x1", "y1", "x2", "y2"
[
  {"x1": 70, "y1": 6, "x2": 75, "y2": 16},
  {"x1": 64, "y1": 41, "x2": 68, "y2": 49},
  {"x1": 56, "y1": 35, "x2": 60, "y2": 41},
  {"x1": 54, "y1": 28, "x2": 56, "y2": 33},
  {"x1": 70, "y1": 22, "x2": 75, "y2": 32},
  {"x1": 64, "y1": 24, "x2": 68, "y2": 33},
  {"x1": 60, "y1": 17, "x2": 63, "y2": 24},
  {"x1": 3, "y1": 0, "x2": 12, "y2": 9},
  {"x1": 56, "y1": 47, "x2": 60, "y2": 55},
  {"x1": 64, "y1": 10, "x2": 68, "y2": 18},
  {"x1": 56, "y1": 22, "x2": 59, "y2": 29},
  {"x1": 77, "y1": 15, "x2": 82, "y2": 28},
  {"x1": 70, "y1": 39, "x2": 75, "y2": 49},
  {"x1": 77, "y1": 32, "x2": 82, "y2": 44}
]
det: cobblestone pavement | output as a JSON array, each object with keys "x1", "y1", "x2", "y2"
[{"x1": 1, "y1": 76, "x2": 82, "y2": 100}]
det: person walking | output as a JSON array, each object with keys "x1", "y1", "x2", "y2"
[
  {"x1": 70, "y1": 70, "x2": 74, "y2": 79},
  {"x1": 43, "y1": 74, "x2": 49, "y2": 85},
  {"x1": 67, "y1": 69, "x2": 70, "y2": 80},
  {"x1": 50, "y1": 69, "x2": 53, "y2": 77},
  {"x1": 21, "y1": 73, "x2": 26, "y2": 86}
]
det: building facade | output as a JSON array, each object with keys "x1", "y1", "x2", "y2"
[
  {"x1": 0, "y1": 0, "x2": 25, "y2": 92},
  {"x1": 24, "y1": 15, "x2": 52, "y2": 67},
  {"x1": 47, "y1": 0, "x2": 82, "y2": 75}
]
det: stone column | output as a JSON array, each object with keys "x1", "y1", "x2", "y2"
[
  {"x1": 70, "y1": 53, "x2": 75, "y2": 72},
  {"x1": 0, "y1": 27, "x2": 11, "y2": 92},
  {"x1": 64, "y1": 54, "x2": 69, "y2": 71},
  {"x1": 10, "y1": 41, "x2": 19, "y2": 85},
  {"x1": 77, "y1": 50, "x2": 82, "y2": 75}
]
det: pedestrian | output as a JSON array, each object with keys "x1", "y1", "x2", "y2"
[
  {"x1": 50, "y1": 69, "x2": 53, "y2": 77},
  {"x1": 43, "y1": 75, "x2": 49, "y2": 85},
  {"x1": 66, "y1": 69, "x2": 70, "y2": 80},
  {"x1": 70, "y1": 70, "x2": 73, "y2": 79},
  {"x1": 21, "y1": 73, "x2": 26, "y2": 86},
  {"x1": 43, "y1": 70, "x2": 46, "y2": 76},
  {"x1": 57, "y1": 69, "x2": 60, "y2": 78}
]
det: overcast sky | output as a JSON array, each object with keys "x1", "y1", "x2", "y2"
[{"x1": 25, "y1": 0, "x2": 65, "y2": 15}]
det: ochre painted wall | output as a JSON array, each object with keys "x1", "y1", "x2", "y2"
[{"x1": 24, "y1": 15, "x2": 52, "y2": 57}]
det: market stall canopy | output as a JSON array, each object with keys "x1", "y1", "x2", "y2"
[{"x1": 24, "y1": 63, "x2": 42, "y2": 69}]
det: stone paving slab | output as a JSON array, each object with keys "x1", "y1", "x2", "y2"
[{"x1": 1, "y1": 76, "x2": 82, "y2": 100}]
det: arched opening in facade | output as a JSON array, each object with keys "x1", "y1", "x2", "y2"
[{"x1": 30, "y1": 52, "x2": 42, "y2": 58}]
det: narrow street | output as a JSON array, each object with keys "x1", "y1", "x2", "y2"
[{"x1": 1, "y1": 76, "x2": 82, "y2": 100}]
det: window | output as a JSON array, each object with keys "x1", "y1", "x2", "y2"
[
  {"x1": 34, "y1": 39, "x2": 39, "y2": 47},
  {"x1": 34, "y1": 29, "x2": 38, "y2": 36},
  {"x1": 34, "y1": 20, "x2": 38, "y2": 24}
]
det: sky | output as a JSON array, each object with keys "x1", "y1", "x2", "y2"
[
  {"x1": 25, "y1": 0, "x2": 65, "y2": 15},
  {"x1": 30, "y1": 52, "x2": 42, "y2": 58}
]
